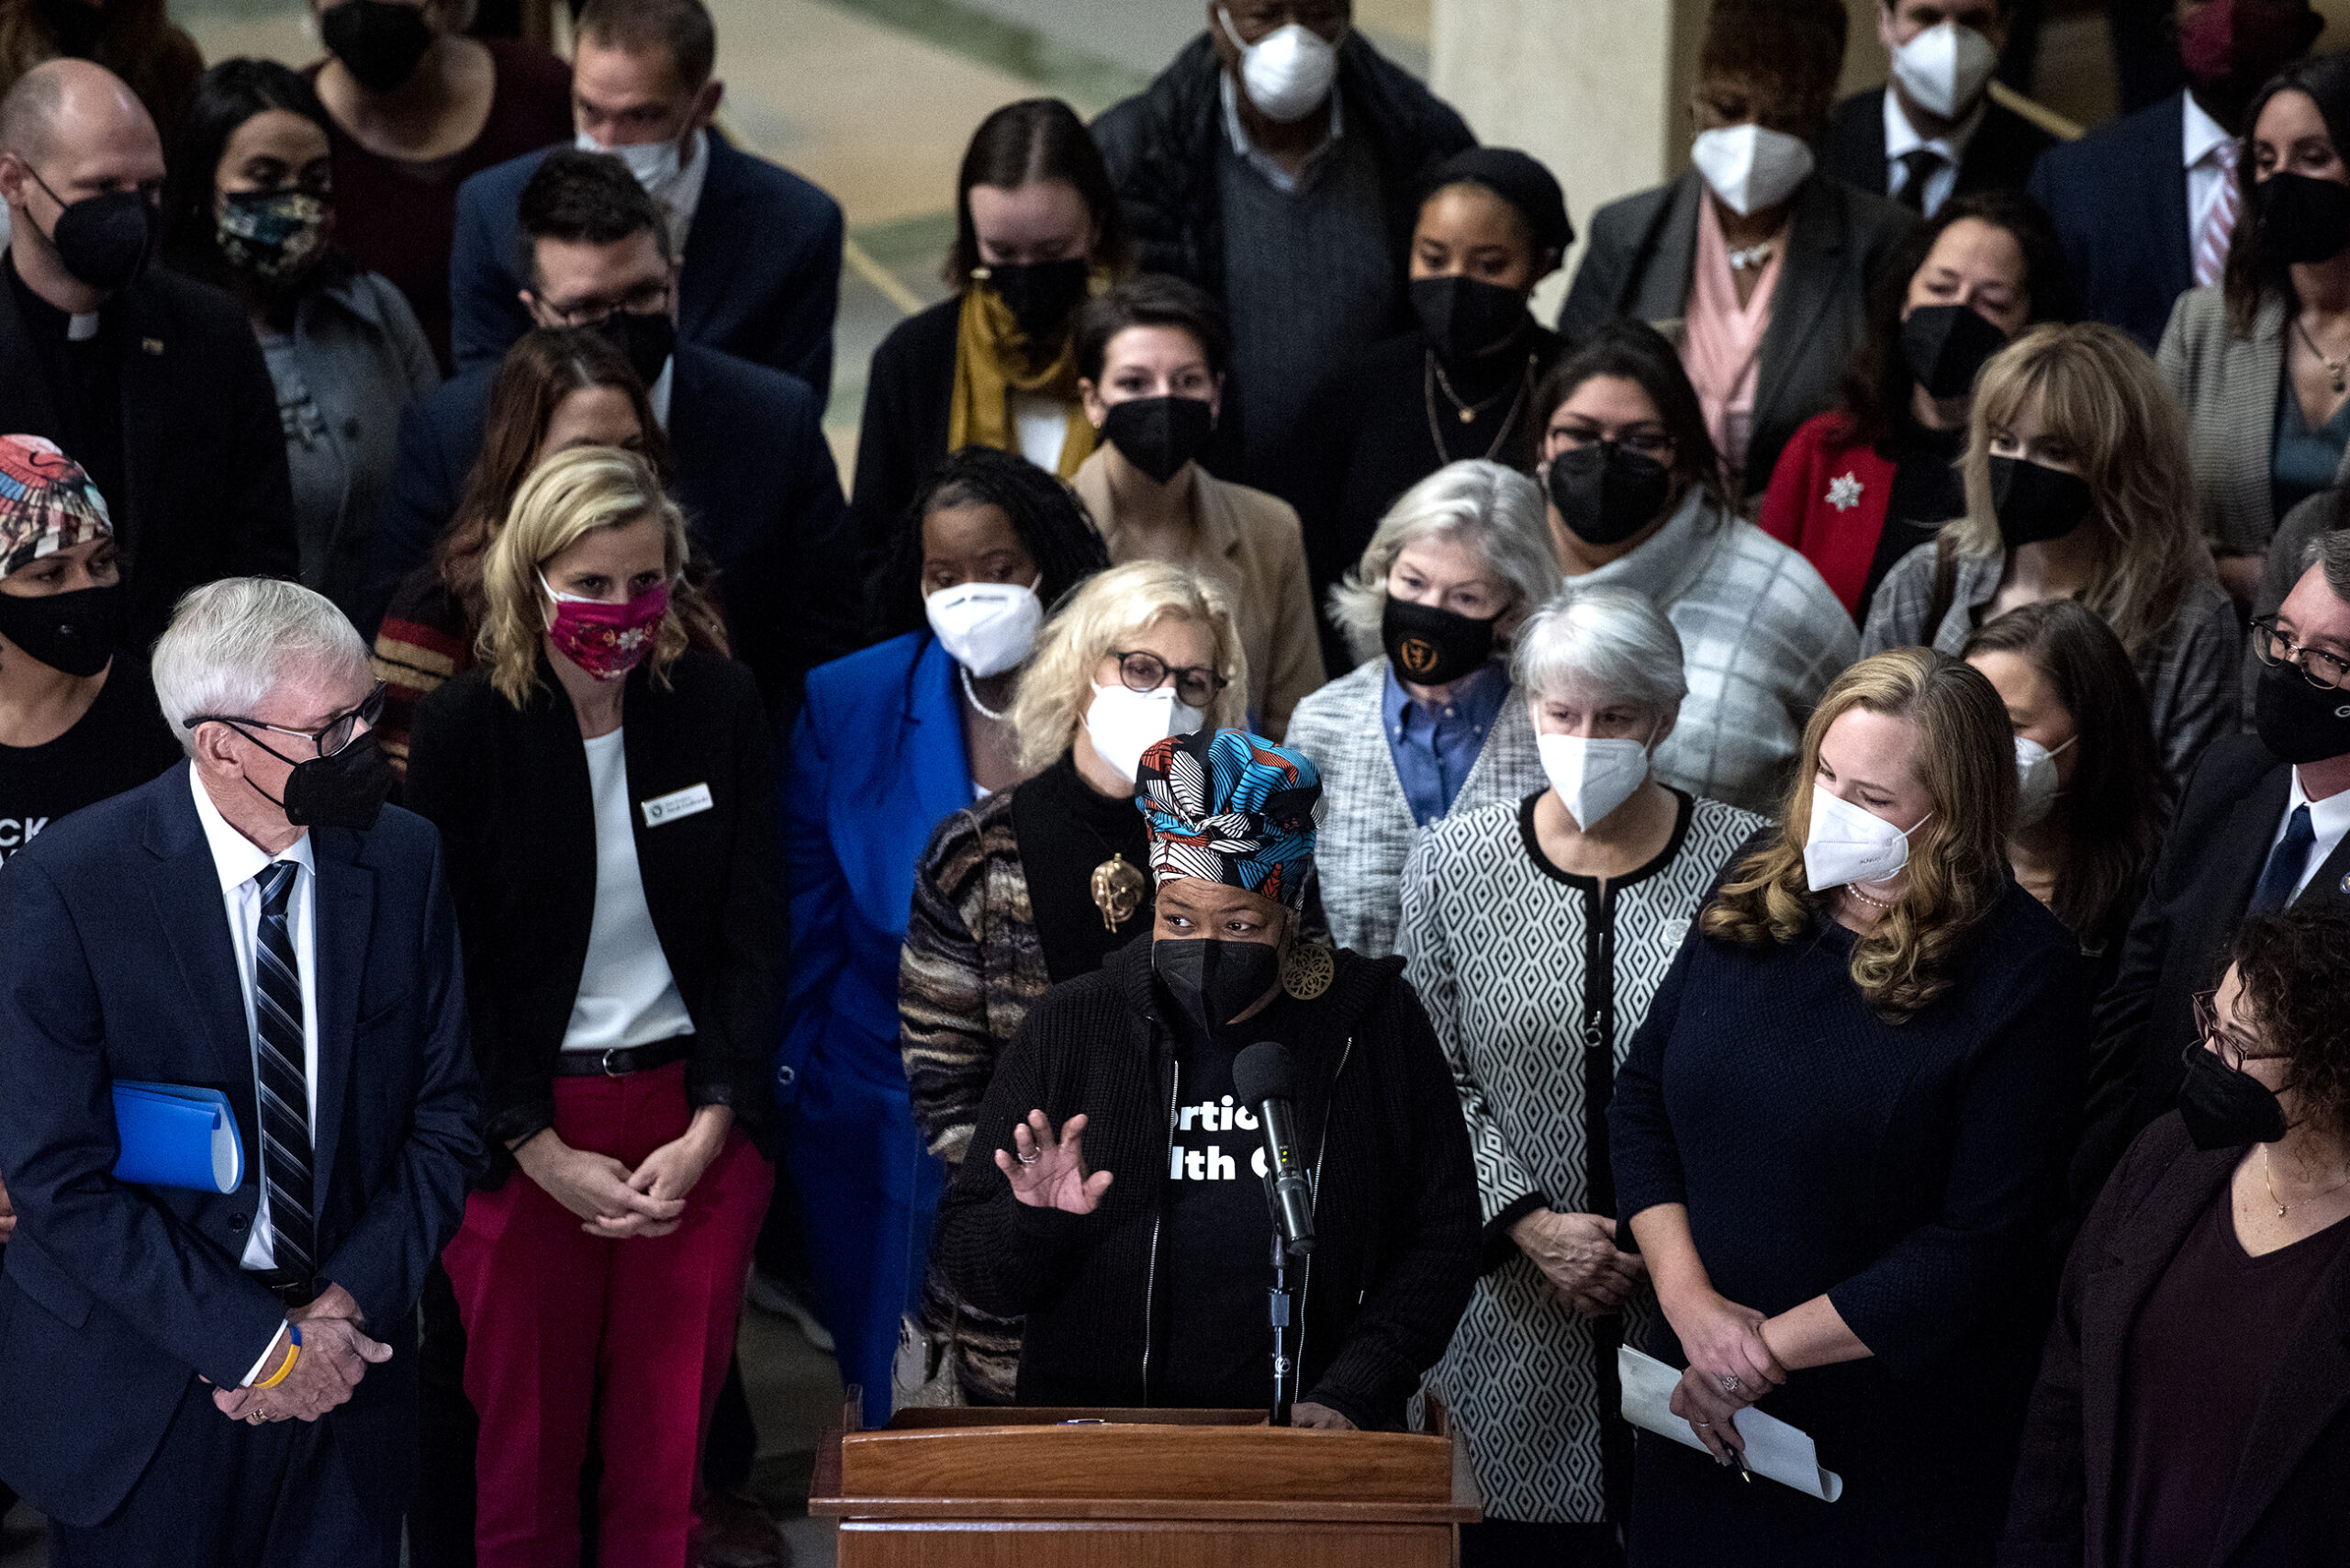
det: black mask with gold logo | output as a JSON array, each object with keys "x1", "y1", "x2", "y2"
[{"x1": 1381, "y1": 594, "x2": 1497, "y2": 687}]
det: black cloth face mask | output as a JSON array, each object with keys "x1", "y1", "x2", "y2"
[
  {"x1": 1155, "y1": 936, "x2": 1281, "y2": 1037},
  {"x1": 1382, "y1": 594, "x2": 1498, "y2": 687},
  {"x1": 592, "y1": 308, "x2": 677, "y2": 389},
  {"x1": 0, "y1": 582, "x2": 121, "y2": 678},
  {"x1": 29, "y1": 174, "x2": 153, "y2": 293},
  {"x1": 322, "y1": 0, "x2": 436, "y2": 93},
  {"x1": 239, "y1": 729, "x2": 396, "y2": 832},
  {"x1": 2177, "y1": 1039, "x2": 2289, "y2": 1150},
  {"x1": 2256, "y1": 171, "x2": 2350, "y2": 264},
  {"x1": 1901, "y1": 304, "x2": 2009, "y2": 402},
  {"x1": 1410, "y1": 274, "x2": 1529, "y2": 365},
  {"x1": 980, "y1": 257, "x2": 1090, "y2": 342},
  {"x1": 1547, "y1": 441, "x2": 1673, "y2": 546},
  {"x1": 2254, "y1": 656, "x2": 2350, "y2": 764},
  {"x1": 1100, "y1": 395, "x2": 1214, "y2": 485},
  {"x1": 1988, "y1": 454, "x2": 2095, "y2": 548}
]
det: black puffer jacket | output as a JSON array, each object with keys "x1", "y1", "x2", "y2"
[
  {"x1": 934, "y1": 935, "x2": 1479, "y2": 1430},
  {"x1": 1091, "y1": 31, "x2": 1475, "y2": 304}
]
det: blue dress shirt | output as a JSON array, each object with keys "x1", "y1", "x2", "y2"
[{"x1": 1382, "y1": 661, "x2": 1509, "y2": 828}]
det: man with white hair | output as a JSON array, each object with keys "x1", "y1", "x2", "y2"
[
  {"x1": 0, "y1": 578, "x2": 482, "y2": 1565},
  {"x1": 0, "y1": 59, "x2": 295, "y2": 651}
]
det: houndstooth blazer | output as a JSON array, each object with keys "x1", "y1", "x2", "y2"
[{"x1": 1284, "y1": 658, "x2": 1545, "y2": 959}]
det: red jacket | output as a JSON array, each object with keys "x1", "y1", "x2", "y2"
[{"x1": 1758, "y1": 411, "x2": 1899, "y2": 619}]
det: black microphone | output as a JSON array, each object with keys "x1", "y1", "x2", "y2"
[{"x1": 1236, "y1": 1040, "x2": 1314, "y2": 1256}]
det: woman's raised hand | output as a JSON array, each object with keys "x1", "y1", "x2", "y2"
[{"x1": 996, "y1": 1109, "x2": 1113, "y2": 1214}]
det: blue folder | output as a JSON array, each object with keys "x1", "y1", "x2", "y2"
[{"x1": 111, "y1": 1082, "x2": 244, "y2": 1194}]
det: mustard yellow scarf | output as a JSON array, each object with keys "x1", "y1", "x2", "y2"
[{"x1": 945, "y1": 271, "x2": 1107, "y2": 478}]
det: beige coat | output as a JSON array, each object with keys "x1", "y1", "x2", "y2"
[{"x1": 1072, "y1": 447, "x2": 1326, "y2": 738}]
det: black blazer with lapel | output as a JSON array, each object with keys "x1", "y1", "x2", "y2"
[
  {"x1": 1555, "y1": 170, "x2": 1918, "y2": 497},
  {"x1": 2003, "y1": 1114, "x2": 2350, "y2": 1568},
  {"x1": 1822, "y1": 87, "x2": 2058, "y2": 204},
  {"x1": 2077, "y1": 734, "x2": 2350, "y2": 1201},
  {"x1": 0, "y1": 253, "x2": 297, "y2": 648},
  {"x1": 404, "y1": 648, "x2": 779, "y2": 1166},
  {"x1": 0, "y1": 766, "x2": 483, "y2": 1529},
  {"x1": 2027, "y1": 91, "x2": 2193, "y2": 351},
  {"x1": 848, "y1": 294, "x2": 958, "y2": 575}
]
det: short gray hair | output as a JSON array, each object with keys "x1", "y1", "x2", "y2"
[
  {"x1": 1326, "y1": 460, "x2": 1560, "y2": 666},
  {"x1": 151, "y1": 578, "x2": 371, "y2": 756},
  {"x1": 1510, "y1": 583, "x2": 1686, "y2": 718},
  {"x1": 2302, "y1": 528, "x2": 2350, "y2": 603}
]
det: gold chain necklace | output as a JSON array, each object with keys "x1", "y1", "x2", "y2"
[
  {"x1": 2262, "y1": 1144, "x2": 2350, "y2": 1217},
  {"x1": 2293, "y1": 313, "x2": 2350, "y2": 397},
  {"x1": 1423, "y1": 350, "x2": 1534, "y2": 465}
]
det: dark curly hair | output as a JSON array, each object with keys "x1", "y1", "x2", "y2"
[
  {"x1": 2224, "y1": 905, "x2": 2350, "y2": 1142},
  {"x1": 873, "y1": 446, "x2": 1110, "y2": 642}
]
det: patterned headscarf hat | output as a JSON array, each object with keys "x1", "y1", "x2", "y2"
[
  {"x1": 0, "y1": 434, "x2": 112, "y2": 580},
  {"x1": 1134, "y1": 728, "x2": 1323, "y2": 913}
]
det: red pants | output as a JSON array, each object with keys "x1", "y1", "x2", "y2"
[{"x1": 444, "y1": 1060, "x2": 771, "y2": 1568}]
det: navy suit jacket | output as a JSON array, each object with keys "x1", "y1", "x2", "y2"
[
  {"x1": 2027, "y1": 91, "x2": 2193, "y2": 350},
  {"x1": 446, "y1": 135, "x2": 844, "y2": 400},
  {"x1": 363, "y1": 342, "x2": 857, "y2": 723},
  {"x1": 0, "y1": 766, "x2": 483, "y2": 1529}
]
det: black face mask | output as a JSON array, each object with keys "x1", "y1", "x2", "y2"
[
  {"x1": 1901, "y1": 304, "x2": 2010, "y2": 402},
  {"x1": 37, "y1": 0, "x2": 106, "y2": 57},
  {"x1": 1547, "y1": 442, "x2": 1674, "y2": 546},
  {"x1": 1381, "y1": 594, "x2": 1498, "y2": 687},
  {"x1": 1410, "y1": 274, "x2": 1528, "y2": 365},
  {"x1": 0, "y1": 582, "x2": 121, "y2": 678},
  {"x1": 2256, "y1": 171, "x2": 2350, "y2": 265},
  {"x1": 243, "y1": 730, "x2": 396, "y2": 832},
  {"x1": 2177, "y1": 1038, "x2": 2288, "y2": 1151},
  {"x1": 1155, "y1": 936, "x2": 1281, "y2": 1037},
  {"x1": 980, "y1": 257, "x2": 1090, "y2": 342},
  {"x1": 322, "y1": 0, "x2": 436, "y2": 93},
  {"x1": 2254, "y1": 656, "x2": 2350, "y2": 764},
  {"x1": 1100, "y1": 395, "x2": 1214, "y2": 485},
  {"x1": 592, "y1": 308, "x2": 677, "y2": 390},
  {"x1": 1988, "y1": 454, "x2": 2096, "y2": 548},
  {"x1": 30, "y1": 175, "x2": 153, "y2": 293}
]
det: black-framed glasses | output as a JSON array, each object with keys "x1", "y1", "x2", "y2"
[
  {"x1": 1548, "y1": 423, "x2": 1675, "y2": 460},
  {"x1": 546, "y1": 281, "x2": 673, "y2": 329},
  {"x1": 2190, "y1": 988, "x2": 2287, "y2": 1071},
  {"x1": 185, "y1": 682, "x2": 386, "y2": 759},
  {"x1": 1110, "y1": 650, "x2": 1226, "y2": 710},
  {"x1": 2249, "y1": 615, "x2": 2350, "y2": 691}
]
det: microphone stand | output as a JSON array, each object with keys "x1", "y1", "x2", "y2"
[{"x1": 1268, "y1": 1230, "x2": 1293, "y2": 1428}]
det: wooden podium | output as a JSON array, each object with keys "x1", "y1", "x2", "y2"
[{"x1": 809, "y1": 1402, "x2": 1482, "y2": 1566}]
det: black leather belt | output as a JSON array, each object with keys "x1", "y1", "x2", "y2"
[
  {"x1": 248, "y1": 1266, "x2": 318, "y2": 1309},
  {"x1": 551, "y1": 1036, "x2": 693, "y2": 1079}
]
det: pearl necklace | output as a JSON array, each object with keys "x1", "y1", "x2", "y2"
[
  {"x1": 1842, "y1": 882, "x2": 1900, "y2": 912},
  {"x1": 959, "y1": 666, "x2": 1010, "y2": 722}
]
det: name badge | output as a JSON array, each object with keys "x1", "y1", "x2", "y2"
[{"x1": 642, "y1": 783, "x2": 713, "y2": 827}]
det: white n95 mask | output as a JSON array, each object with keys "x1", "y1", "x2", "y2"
[
  {"x1": 1084, "y1": 681, "x2": 1204, "y2": 784},
  {"x1": 1803, "y1": 784, "x2": 1932, "y2": 892},
  {"x1": 577, "y1": 130, "x2": 683, "y2": 194},
  {"x1": 1690, "y1": 124, "x2": 1816, "y2": 218},
  {"x1": 1219, "y1": 6, "x2": 1339, "y2": 124},
  {"x1": 924, "y1": 580, "x2": 1043, "y2": 679},
  {"x1": 1890, "y1": 22, "x2": 1999, "y2": 121},
  {"x1": 1538, "y1": 732, "x2": 1653, "y2": 832},
  {"x1": 2013, "y1": 734, "x2": 2076, "y2": 829}
]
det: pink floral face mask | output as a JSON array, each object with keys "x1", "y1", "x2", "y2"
[{"x1": 541, "y1": 572, "x2": 670, "y2": 681}]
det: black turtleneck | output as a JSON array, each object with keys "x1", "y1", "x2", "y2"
[
  {"x1": 1011, "y1": 751, "x2": 1158, "y2": 984},
  {"x1": 1860, "y1": 411, "x2": 1970, "y2": 621},
  {"x1": 6, "y1": 253, "x2": 125, "y2": 525}
]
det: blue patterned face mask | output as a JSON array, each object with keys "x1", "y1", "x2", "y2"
[{"x1": 216, "y1": 189, "x2": 331, "y2": 286}]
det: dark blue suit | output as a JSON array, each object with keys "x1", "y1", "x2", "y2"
[
  {"x1": 2027, "y1": 91, "x2": 2194, "y2": 350},
  {"x1": 362, "y1": 342, "x2": 858, "y2": 724},
  {"x1": 778, "y1": 632, "x2": 966, "y2": 1426},
  {"x1": 0, "y1": 765, "x2": 482, "y2": 1550},
  {"x1": 447, "y1": 135, "x2": 844, "y2": 400}
]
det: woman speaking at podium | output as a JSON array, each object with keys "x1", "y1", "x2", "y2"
[{"x1": 931, "y1": 728, "x2": 1479, "y2": 1428}]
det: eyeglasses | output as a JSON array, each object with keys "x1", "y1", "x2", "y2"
[
  {"x1": 185, "y1": 683, "x2": 386, "y2": 759},
  {"x1": 1109, "y1": 650, "x2": 1226, "y2": 710},
  {"x1": 1548, "y1": 425, "x2": 1675, "y2": 460},
  {"x1": 545, "y1": 281, "x2": 673, "y2": 329},
  {"x1": 2249, "y1": 615, "x2": 2350, "y2": 691},
  {"x1": 2190, "y1": 988, "x2": 2286, "y2": 1072}
]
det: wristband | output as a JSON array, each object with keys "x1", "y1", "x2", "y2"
[{"x1": 251, "y1": 1323, "x2": 304, "y2": 1390}]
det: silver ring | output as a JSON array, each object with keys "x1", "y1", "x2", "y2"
[
  {"x1": 1692, "y1": 1420, "x2": 1712, "y2": 1428},
  {"x1": 1719, "y1": 1372, "x2": 1741, "y2": 1394},
  {"x1": 1016, "y1": 1148, "x2": 1041, "y2": 1165}
]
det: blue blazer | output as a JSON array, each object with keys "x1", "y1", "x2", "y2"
[
  {"x1": 778, "y1": 632, "x2": 971, "y2": 1095},
  {"x1": 361, "y1": 342, "x2": 857, "y2": 722},
  {"x1": 2027, "y1": 91, "x2": 2194, "y2": 351},
  {"x1": 446, "y1": 135, "x2": 844, "y2": 401},
  {"x1": 0, "y1": 765, "x2": 484, "y2": 1529}
]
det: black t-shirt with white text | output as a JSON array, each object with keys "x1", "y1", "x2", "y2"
[{"x1": 0, "y1": 658, "x2": 182, "y2": 866}]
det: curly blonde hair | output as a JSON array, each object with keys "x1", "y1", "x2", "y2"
[
  {"x1": 1947, "y1": 322, "x2": 2210, "y2": 661},
  {"x1": 1008, "y1": 559, "x2": 1249, "y2": 775},
  {"x1": 477, "y1": 446, "x2": 720, "y2": 707},
  {"x1": 1701, "y1": 648, "x2": 2017, "y2": 1018}
]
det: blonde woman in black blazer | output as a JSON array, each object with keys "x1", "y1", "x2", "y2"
[{"x1": 405, "y1": 444, "x2": 778, "y2": 1566}]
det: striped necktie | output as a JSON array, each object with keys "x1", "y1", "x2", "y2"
[
  {"x1": 252, "y1": 860, "x2": 315, "y2": 1278},
  {"x1": 2194, "y1": 138, "x2": 2241, "y2": 289}
]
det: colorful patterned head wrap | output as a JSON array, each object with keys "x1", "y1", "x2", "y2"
[
  {"x1": 1134, "y1": 728, "x2": 1323, "y2": 913},
  {"x1": 0, "y1": 434, "x2": 113, "y2": 580}
]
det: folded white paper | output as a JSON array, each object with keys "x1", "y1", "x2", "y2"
[{"x1": 1617, "y1": 1345, "x2": 1844, "y2": 1502}]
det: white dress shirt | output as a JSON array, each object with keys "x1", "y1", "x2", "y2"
[
  {"x1": 660, "y1": 128, "x2": 711, "y2": 257},
  {"x1": 1883, "y1": 89, "x2": 1986, "y2": 218},
  {"x1": 563, "y1": 729, "x2": 694, "y2": 1052},
  {"x1": 2268, "y1": 767, "x2": 2350, "y2": 902},
  {"x1": 2184, "y1": 94, "x2": 2237, "y2": 251}
]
